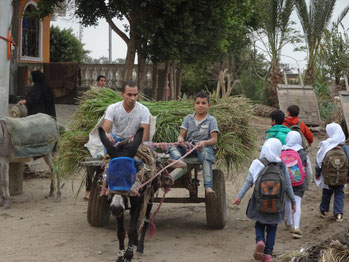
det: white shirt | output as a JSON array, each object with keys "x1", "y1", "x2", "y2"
[{"x1": 105, "y1": 101, "x2": 150, "y2": 139}]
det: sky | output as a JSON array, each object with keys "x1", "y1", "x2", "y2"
[{"x1": 52, "y1": 0, "x2": 349, "y2": 72}]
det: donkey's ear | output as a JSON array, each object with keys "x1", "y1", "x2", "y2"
[
  {"x1": 98, "y1": 127, "x2": 116, "y2": 156},
  {"x1": 125, "y1": 127, "x2": 144, "y2": 157}
]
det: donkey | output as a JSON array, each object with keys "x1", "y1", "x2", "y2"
[
  {"x1": 98, "y1": 127, "x2": 159, "y2": 262},
  {"x1": 0, "y1": 114, "x2": 60, "y2": 208}
]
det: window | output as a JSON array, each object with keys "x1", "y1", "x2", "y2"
[{"x1": 21, "y1": 2, "x2": 42, "y2": 59}]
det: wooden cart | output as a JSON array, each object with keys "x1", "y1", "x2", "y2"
[{"x1": 81, "y1": 156, "x2": 227, "y2": 229}]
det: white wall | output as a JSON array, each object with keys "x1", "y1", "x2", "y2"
[{"x1": 0, "y1": 0, "x2": 12, "y2": 118}]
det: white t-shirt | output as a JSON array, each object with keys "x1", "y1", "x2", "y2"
[{"x1": 105, "y1": 101, "x2": 150, "y2": 139}]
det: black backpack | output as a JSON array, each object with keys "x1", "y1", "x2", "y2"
[{"x1": 254, "y1": 158, "x2": 286, "y2": 213}]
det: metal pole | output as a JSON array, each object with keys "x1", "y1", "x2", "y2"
[
  {"x1": 109, "y1": 24, "x2": 112, "y2": 63},
  {"x1": 0, "y1": 0, "x2": 13, "y2": 118}
]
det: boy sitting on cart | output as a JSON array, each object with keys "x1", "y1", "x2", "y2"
[{"x1": 169, "y1": 90, "x2": 219, "y2": 195}]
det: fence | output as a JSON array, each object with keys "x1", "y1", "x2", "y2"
[{"x1": 80, "y1": 64, "x2": 154, "y2": 90}]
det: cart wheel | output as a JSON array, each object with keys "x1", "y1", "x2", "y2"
[
  {"x1": 205, "y1": 169, "x2": 226, "y2": 229},
  {"x1": 87, "y1": 173, "x2": 111, "y2": 227}
]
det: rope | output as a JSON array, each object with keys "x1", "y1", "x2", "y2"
[
  {"x1": 145, "y1": 141, "x2": 195, "y2": 152},
  {"x1": 139, "y1": 143, "x2": 199, "y2": 239},
  {"x1": 132, "y1": 143, "x2": 199, "y2": 194},
  {"x1": 149, "y1": 187, "x2": 170, "y2": 239}
]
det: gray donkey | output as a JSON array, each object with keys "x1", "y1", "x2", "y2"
[{"x1": 0, "y1": 113, "x2": 59, "y2": 208}]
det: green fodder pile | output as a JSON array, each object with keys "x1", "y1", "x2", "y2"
[{"x1": 56, "y1": 88, "x2": 256, "y2": 177}]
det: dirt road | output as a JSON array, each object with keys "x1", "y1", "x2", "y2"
[{"x1": 1, "y1": 111, "x2": 347, "y2": 262}]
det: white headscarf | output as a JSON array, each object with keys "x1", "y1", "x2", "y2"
[
  {"x1": 249, "y1": 138, "x2": 282, "y2": 183},
  {"x1": 282, "y1": 131, "x2": 303, "y2": 152},
  {"x1": 316, "y1": 123, "x2": 345, "y2": 167}
]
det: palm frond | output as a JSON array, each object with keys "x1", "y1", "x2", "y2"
[
  {"x1": 280, "y1": 0, "x2": 295, "y2": 32},
  {"x1": 295, "y1": 0, "x2": 311, "y2": 45},
  {"x1": 333, "y1": 4, "x2": 349, "y2": 27}
]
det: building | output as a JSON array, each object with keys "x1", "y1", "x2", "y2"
[{"x1": 10, "y1": 0, "x2": 60, "y2": 96}]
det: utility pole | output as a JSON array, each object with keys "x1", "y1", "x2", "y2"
[
  {"x1": 0, "y1": 0, "x2": 13, "y2": 118},
  {"x1": 78, "y1": 21, "x2": 83, "y2": 42},
  {"x1": 108, "y1": 24, "x2": 112, "y2": 63}
]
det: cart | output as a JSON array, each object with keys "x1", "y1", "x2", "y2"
[{"x1": 80, "y1": 155, "x2": 227, "y2": 229}]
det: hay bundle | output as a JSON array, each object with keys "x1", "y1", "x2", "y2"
[
  {"x1": 252, "y1": 104, "x2": 276, "y2": 117},
  {"x1": 56, "y1": 88, "x2": 256, "y2": 176},
  {"x1": 319, "y1": 240, "x2": 349, "y2": 262},
  {"x1": 277, "y1": 250, "x2": 308, "y2": 262}
]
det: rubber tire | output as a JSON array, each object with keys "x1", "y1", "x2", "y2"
[
  {"x1": 205, "y1": 169, "x2": 227, "y2": 229},
  {"x1": 87, "y1": 174, "x2": 111, "y2": 227}
]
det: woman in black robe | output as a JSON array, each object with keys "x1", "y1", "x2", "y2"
[{"x1": 18, "y1": 70, "x2": 56, "y2": 117}]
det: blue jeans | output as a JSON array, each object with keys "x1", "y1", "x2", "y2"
[
  {"x1": 169, "y1": 145, "x2": 215, "y2": 189},
  {"x1": 320, "y1": 185, "x2": 345, "y2": 216},
  {"x1": 255, "y1": 221, "x2": 278, "y2": 255}
]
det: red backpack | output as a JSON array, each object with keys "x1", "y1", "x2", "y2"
[{"x1": 280, "y1": 150, "x2": 306, "y2": 187}]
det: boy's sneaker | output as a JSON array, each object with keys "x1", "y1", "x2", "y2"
[
  {"x1": 336, "y1": 214, "x2": 343, "y2": 222},
  {"x1": 292, "y1": 228, "x2": 302, "y2": 239},
  {"x1": 253, "y1": 240, "x2": 265, "y2": 261},
  {"x1": 205, "y1": 187, "x2": 216, "y2": 195},
  {"x1": 264, "y1": 254, "x2": 272, "y2": 262},
  {"x1": 320, "y1": 210, "x2": 327, "y2": 218},
  {"x1": 286, "y1": 224, "x2": 294, "y2": 233},
  {"x1": 168, "y1": 158, "x2": 187, "y2": 168}
]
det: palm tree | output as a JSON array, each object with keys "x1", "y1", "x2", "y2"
[
  {"x1": 256, "y1": 0, "x2": 296, "y2": 106},
  {"x1": 295, "y1": 0, "x2": 349, "y2": 85}
]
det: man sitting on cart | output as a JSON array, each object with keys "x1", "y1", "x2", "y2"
[
  {"x1": 169, "y1": 90, "x2": 219, "y2": 195},
  {"x1": 102, "y1": 80, "x2": 150, "y2": 145},
  {"x1": 85, "y1": 81, "x2": 150, "y2": 199}
]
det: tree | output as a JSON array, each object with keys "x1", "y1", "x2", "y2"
[
  {"x1": 295, "y1": 0, "x2": 349, "y2": 85},
  {"x1": 318, "y1": 25, "x2": 349, "y2": 84},
  {"x1": 50, "y1": 25, "x2": 89, "y2": 63},
  {"x1": 37, "y1": 0, "x2": 255, "y2": 92},
  {"x1": 254, "y1": 0, "x2": 299, "y2": 106}
]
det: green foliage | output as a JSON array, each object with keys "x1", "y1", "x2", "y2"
[
  {"x1": 237, "y1": 70, "x2": 270, "y2": 105},
  {"x1": 313, "y1": 74, "x2": 334, "y2": 121},
  {"x1": 181, "y1": 64, "x2": 216, "y2": 96},
  {"x1": 295, "y1": 0, "x2": 349, "y2": 84},
  {"x1": 38, "y1": 0, "x2": 256, "y2": 66},
  {"x1": 318, "y1": 26, "x2": 349, "y2": 84},
  {"x1": 50, "y1": 26, "x2": 90, "y2": 63},
  {"x1": 256, "y1": 0, "x2": 299, "y2": 61}
]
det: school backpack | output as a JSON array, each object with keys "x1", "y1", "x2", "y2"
[
  {"x1": 322, "y1": 146, "x2": 349, "y2": 186},
  {"x1": 280, "y1": 150, "x2": 306, "y2": 187},
  {"x1": 289, "y1": 121, "x2": 307, "y2": 149},
  {"x1": 254, "y1": 158, "x2": 286, "y2": 214}
]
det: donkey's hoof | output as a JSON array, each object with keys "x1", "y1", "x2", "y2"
[
  {"x1": 3, "y1": 200, "x2": 11, "y2": 209},
  {"x1": 54, "y1": 196, "x2": 62, "y2": 203}
]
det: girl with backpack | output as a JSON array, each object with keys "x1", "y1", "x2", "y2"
[
  {"x1": 233, "y1": 138, "x2": 296, "y2": 262},
  {"x1": 315, "y1": 123, "x2": 349, "y2": 222},
  {"x1": 281, "y1": 131, "x2": 311, "y2": 239}
]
